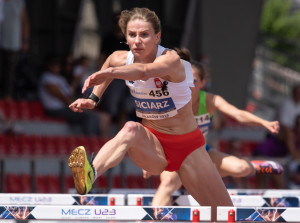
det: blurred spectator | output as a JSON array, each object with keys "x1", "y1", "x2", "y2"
[
  {"x1": 73, "y1": 55, "x2": 92, "y2": 97},
  {"x1": 0, "y1": 0, "x2": 30, "y2": 99},
  {"x1": 253, "y1": 131, "x2": 288, "y2": 158},
  {"x1": 38, "y1": 56, "x2": 100, "y2": 136},
  {"x1": 278, "y1": 84, "x2": 300, "y2": 158},
  {"x1": 61, "y1": 54, "x2": 75, "y2": 89},
  {"x1": 252, "y1": 85, "x2": 300, "y2": 189},
  {"x1": 0, "y1": 108, "x2": 21, "y2": 134},
  {"x1": 96, "y1": 12, "x2": 136, "y2": 137},
  {"x1": 279, "y1": 84, "x2": 300, "y2": 129}
]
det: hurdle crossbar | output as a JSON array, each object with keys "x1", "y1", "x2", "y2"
[
  {"x1": 217, "y1": 207, "x2": 300, "y2": 222},
  {"x1": 0, "y1": 205, "x2": 211, "y2": 221},
  {"x1": 0, "y1": 194, "x2": 125, "y2": 206},
  {"x1": 227, "y1": 189, "x2": 300, "y2": 196},
  {"x1": 127, "y1": 194, "x2": 300, "y2": 207}
]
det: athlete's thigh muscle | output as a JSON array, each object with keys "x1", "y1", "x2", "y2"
[{"x1": 127, "y1": 123, "x2": 168, "y2": 174}]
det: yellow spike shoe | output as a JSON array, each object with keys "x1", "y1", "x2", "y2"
[{"x1": 68, "y1": 146, "x2": 95, "y2": 195}]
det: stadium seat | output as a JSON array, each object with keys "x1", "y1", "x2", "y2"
[
  {"x1": 0, "y1": 134, "x2": 7, "y2": 156},
  {"x1": 126, "y1": 175, "x2": 147, "y2": 188},
  {"x1": 55, "y1": 136, "x2": 69, "y2": 155},
  {"x1": 31, "y1": 135, "x2": 46, "y2": 156},
  {"x1": 150, "y1": 175, "x2": 160, "y2": 188},
  {"x1": 20, "y1": 173, "x2": 32, "y2": 193},
  {"x1": 218, "y1": 140, "x2": 229, "y2": 153},
  {"x1": 5, "y1": 173, "x2": 22, "y2": 193},
  {"x1": 6, "y1": 134, "x2": 21, "y2": 156},
  {"x1": 96, "y1": 175, "x2": 108, "y2": 189},
  {"x1": 19, "y1": 134, "x2": 34, "y2": 156},
  {"x1": 30, "y1": 101, "x2": 45, "y2": 120},
  {"x1": 46, "y1": 175, "x2": 61, "y2": 193},
  {"x1": 18, "y1": 100, "x2": 32, "y2": 120},
  {"x1": 35, "y1": 175, "x2": 48, "y2": 193},
  {"x1": 113, "y1": 175, "x2": 121, "y2": 188},
  {"x1": 0, "y1": 100, "x2": 8, "y2": 117},
  {"x1": 65, "y1": 135, "x2": 78, "y2": 154},
  {"x1": 43, "y1": 135, "x2": 58, "y2": 155},
  {"x1": 76, "y1": 136, "x2": 92, "y2": 154},
  {"x1": 241, "y1": 141, "x2": 258, "y2": 156},
  {"x1": 6, "y1": 100, "x2": 19, "y2": 120},
  {"x1": 65, "y1": 175, "x2": 74, "y2": 193}
]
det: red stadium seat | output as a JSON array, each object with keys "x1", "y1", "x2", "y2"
[
  {"x1": 19, "y1": 134, "x2": 34, "y2": 156},
  {"x1": 30, "y1": 101, "x2": 45, "y2": 120},
  {"x1": 113, "y1": 175, "x2": 121, "y2": 188},
  {"x1": 126, "y1": 175, "x2": 147, "y2": 188},
  {"x1": 65, "y1": 135, "x2": 79, "y2": 154},
  {"x1": 0, "y1": 100, "x2": 8, "y2": 117},
  {"x1": 55, "y1": 136, "x2": 68, "y2": 155},
  {"x1": 65, "y1": 175, "x2": 74, "y2": 193},
  {"x1": 76, "y1": 136, "x2": 92, "y2": 154},
  {"x1": 31, "y1": 135, "x2": 46, "y2": 156},
  {"x1": 241, "y1": 141, "x2": 258, "y2": 156},
  {"x1": 96, "y1": 175, "x2": 108, "y2": 188},
  {"x1": 150, "y1": 175, "x2": 160, "y2": 188},
  {"x1": 218, "y1": 140, "x2": 229, "y2": 153},
  {"x1": 6, "y1": 100, "x2": 19, "y2": 120},
  {"x1": 20, "y1": 173, "x2": 32, "y2": 193},
  {"x1": 0, "y1": 134, "x2": 7, "y2": 156},
  {"x1": 5, "y1": 173, "x2": 22, "y2": 193},
  {"x1": 6, "y1": 134, "x2": 21, "y2": 156},
  {"x1": 46, "y1": 175, "x2": 61, "y2": 193},
  {"x1": 43, "y1": 136, "x2": 58, "y2": 155},
  {"x1": 18, "y1": 100, "x2": 32, "y2": 120},
  {"x1": 35, "y1": 175, "x2": 48, "y2": 193}
]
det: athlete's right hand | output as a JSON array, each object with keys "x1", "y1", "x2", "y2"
[{"x1": 69, "y1": 98, "x2": 96, "y2": 112}]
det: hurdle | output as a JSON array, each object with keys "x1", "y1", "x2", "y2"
[
  {"x1": 0, "y1": 205, "x2": 211, "y2": 221},
  {"x1": 0, "y1": 194, "x2": 125, "y2": 206},
  {"x1": 127, "y1": 194, "x2": 300, "y2": 207},
  {"x1": 217, "y1": 207, "x2": 300, "y2": 222},
  {"x1": 227, "y1": 189, "x2": 300, "y2": 196}
]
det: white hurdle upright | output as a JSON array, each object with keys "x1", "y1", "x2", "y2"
[
  {"x1": 217, "y1": 207, "x2": 300, "y2": 222},
  {"x1": 0, "y1": 205, "x2": 211, "y2": 222}
]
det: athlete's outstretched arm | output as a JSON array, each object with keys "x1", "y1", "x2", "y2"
[
  {"x1": 209, "y1": 93, "x2": 279, "y2": 134},
  {"x1": 82, "y1": 50, "x2": 185, "y2": 93},
  {"x1": 69, "y1": 53, "x2": 117, "y2": 112}
]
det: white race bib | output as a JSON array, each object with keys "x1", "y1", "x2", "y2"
[{"x1": 129, "y1": 86, "x2": 178, "y2": 120}]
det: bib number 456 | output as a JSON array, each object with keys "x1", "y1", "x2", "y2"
[{"x1": 149, "y1": 89, "x2": 169, "y2": 97}]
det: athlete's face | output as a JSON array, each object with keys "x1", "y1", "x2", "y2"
[
  {"x1": 191, "y1": 66, "x2": 206, "y2": 97},
  {"x1": 126, "y1": 19, "x2": 161, "y2": 60}
]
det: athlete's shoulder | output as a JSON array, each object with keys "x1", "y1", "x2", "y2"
[
  {"x1": 109, "y1": 50, "x2": 129, "y2": 67},
  {"x1": 161, "y1": 48, "x2": 180, "y2": 58}
]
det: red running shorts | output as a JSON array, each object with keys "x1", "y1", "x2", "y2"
[{"x1": 144, "y1": 125, "x2": 205, "y2": 171}]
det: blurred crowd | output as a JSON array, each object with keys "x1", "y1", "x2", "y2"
[{"x1": 0, "y1": 2, "x2": 136, "y2": 137}]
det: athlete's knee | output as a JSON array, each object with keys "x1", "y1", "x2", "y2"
[
  {"x1": 120, "y1": 121, "x2": 141, "y2": 138},
  {"x1": 232, "y1": 160, "x2": 252, "y2": 177},
  {"x1": 160, "y1": 174, "x2": 181, "y2": 192}
]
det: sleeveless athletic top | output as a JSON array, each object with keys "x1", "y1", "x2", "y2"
[
  {"x1": 194, "y1": 90, "x2": 213, "y2": 137},
  {"x1": 125, "y1": 45, "x2": 194, "y2": 120}
]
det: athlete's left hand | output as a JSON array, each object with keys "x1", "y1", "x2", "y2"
[{"x1": 264, "y1": 120, "x2": 280, "y2": 134}]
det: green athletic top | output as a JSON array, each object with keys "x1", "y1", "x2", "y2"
[{"x1": 194, "y1": 90, "x2": 213, "y2": 137}]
